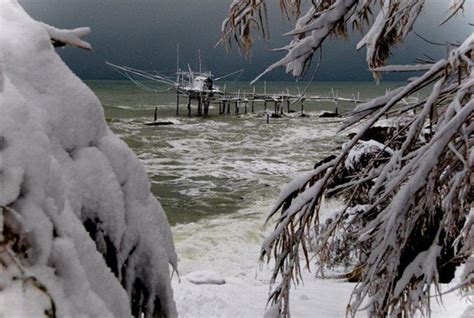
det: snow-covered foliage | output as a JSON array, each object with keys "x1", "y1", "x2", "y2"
[
  {"x1": 42, "y1": 23, "x2": 92, "y2": 50},
  {"x1": 0, "y1": 1, "x2": 177, "y2": 317},
  {"x1": 222, "y1": 0, "x2": 467, "y2": 81},
  {"x1": 343, "y1": 139, "x2": 393, "y2": 170},
  {"x1": 223, "y1": 1, "x2": 473, "y2": 317}
]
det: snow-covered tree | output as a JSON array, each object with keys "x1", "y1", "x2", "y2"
[
  {"x1": 223, "y1": 1, "x2": 473, "y2": 317},
  {"x1": 0, "y1": 1, "x2": 177, "y2": 317}
]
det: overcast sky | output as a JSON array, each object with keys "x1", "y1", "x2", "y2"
[{"x1": 20, "y1": 0, "x2": 474, "y2": 81}]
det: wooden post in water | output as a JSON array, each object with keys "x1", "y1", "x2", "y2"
[
  {"x1": 251, "y1": 86, "x2": 255, "y2": 113},
  {"x1": 286, "y1": 98, "x2": 290, "y2": 113},
  {"x1": 154, "y1": 107, "x2": 158, "y2": 122},
  {"x1": 203, "y1": 99, "x2": 209, "y2": 117},
  {"x1": 244, "y1": 93, "x2": 248, "y2": 114},
  {"x1": 264, "y1": 100, "x2": 267, "y2": 111},
  {"x1": 300, "y1": 100, "x2": 304, "y2": 115},
  {"x1": 235, "y1": 101, "x2": 239, "y2": 115},
  {"x1": 176, "y1": 93, "x2": 180, "y2": 116},
  {"x1": 197, "y1": 95, "x2": 202, "y2": 116},
  {"x1": 331, "y1": 88, "x2": 338, "y2": 114},
  {"x1": 280, "y1": 92, "x2": 284, "y2": 115},
  {"x1": 226, "y1": 100, "x2": 231, "y2": 115},
  {"x1": 187, "y1": 96, "x2": 191, "y2": 117},
  {"x1": 266, "y1": 113, "x2": 270, "y2": 124}
]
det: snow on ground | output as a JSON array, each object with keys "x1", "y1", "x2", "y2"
[{"x1": 171, "y1": 199, "x2": 470, "y2": 318}]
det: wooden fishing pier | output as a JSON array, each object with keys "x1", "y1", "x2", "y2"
[
  {"x1": 175, "y1": 84, "x2": 364, "y2": 118},
  {"x1": 107, "y1": 61, "x2": 418, "y2": 121}
]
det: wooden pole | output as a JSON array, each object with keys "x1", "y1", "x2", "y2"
[
  {"x1": 187, "y1": 97, "x2": 191, "y2": 117},
  {"x1": 244, "y1": 93, "x2": 248, "y2": 114},
  {"x1": 198, "y1": 95, "x2": 202, "y2": 116},
  {"x1": 204, "y1": 98, "x2": 209, "y2": 117},
  {"x1": 154, "y1": 107, "x2": 158, "y2": 122},
  {"x1": 251, "y1": 86, "x2": 255, "y2": 113},
  {"x1": 176, "y1": 93, "x2": 180, "y2": 116}
]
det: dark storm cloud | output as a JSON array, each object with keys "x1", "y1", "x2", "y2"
[{"x1": 19, "y1": 0, "x2": 474, "y2": 81}]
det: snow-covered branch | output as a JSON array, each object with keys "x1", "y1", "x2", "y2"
[
  {"x1": 41, "y1": 23, "x2": 92, "y2": 50},
  {"x1": 222, "y1": 0, "x2": 469, "y2": 81},
  {"x1": 258, "y1": 21, "x2": 473, "y2": 318}
]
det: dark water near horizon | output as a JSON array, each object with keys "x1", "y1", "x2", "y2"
[{"x1": 87, "y1": 80, "x2": 404, "y2": 225}]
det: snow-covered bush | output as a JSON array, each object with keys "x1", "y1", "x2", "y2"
[
  {"x1": 223, "y1": 1, "x2": 473, "y2": 317},
  {"x1": 0, "y1": 1, "x2": 177, "y2": 317}
]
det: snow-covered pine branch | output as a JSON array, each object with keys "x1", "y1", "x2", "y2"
[{"x1": 0, "y1": 2, "x2": 177, "y2": 317}]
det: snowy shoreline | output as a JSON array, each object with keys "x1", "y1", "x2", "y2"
[{"x1": 169, "y1": 199, "x2": 467, "y2": 317}]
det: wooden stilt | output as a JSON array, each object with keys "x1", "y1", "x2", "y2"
[
  {"x1": 197, "y1": 95, "x2": 202, "y2": 116},
  {"x1": 154, "y1": 107, "x2": 158, "y2": 122},
  {"x1": 251, "y1": 87, "x2": 255, "y2": 113},
  {"x1": 244, "y1": 93, "x2": 247, "y2": 114},
  {"x1": 204, "y1": 99, "x2": 209, "y2": 117},
  {"x1": 176, "y1": 93, "x2": 180, "y2": 116},
  {"x1": 187, "y1": 97, "x2": 191, "y2": 117}
]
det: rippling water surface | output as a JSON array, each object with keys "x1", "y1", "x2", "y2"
[{"x1": 89, "y1": 80, "x2": 402, "y2": 274}]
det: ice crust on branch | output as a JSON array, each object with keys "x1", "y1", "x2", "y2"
[{"x1": 0, "y1": 2, "x2": 177, "y2": 317}]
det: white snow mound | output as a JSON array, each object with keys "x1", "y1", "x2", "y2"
[
  {"x1": 0, "y1": 1, "x2": 177, "y2": 317},
  {"x1": 184, "y1": 271, "x2": 226, "y2": 285}
]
